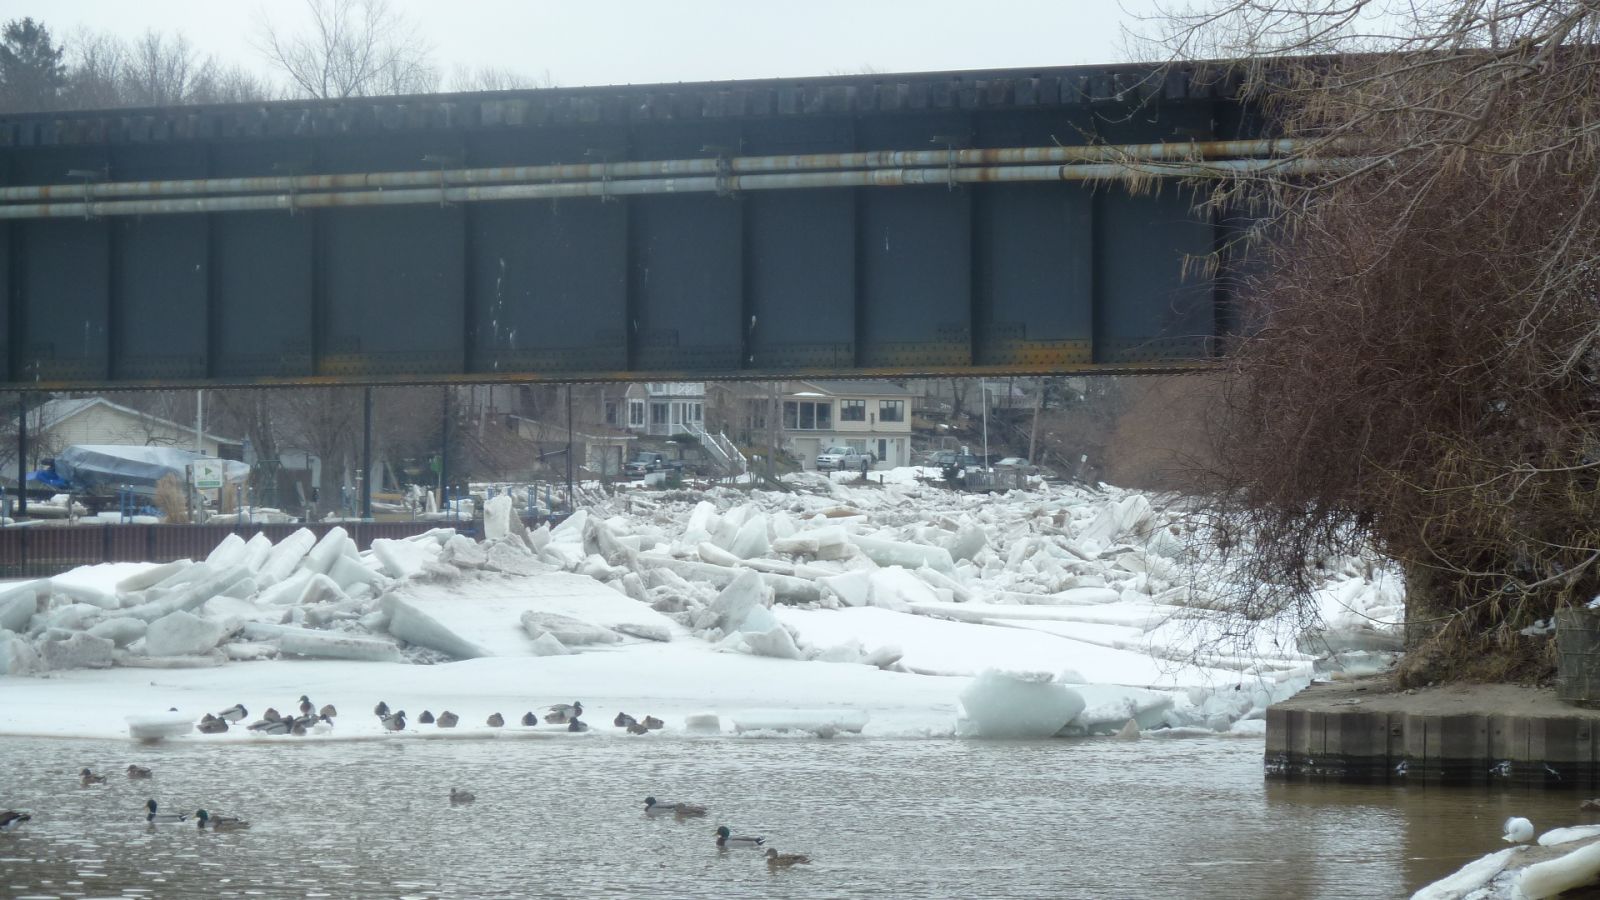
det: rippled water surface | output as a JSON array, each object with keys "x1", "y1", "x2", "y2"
[{"x1": 0, "y1": 735, "x2": 1588, "y2": 898}]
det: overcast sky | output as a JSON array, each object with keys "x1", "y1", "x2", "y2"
[{"x1": 25, "y1": 0, "x2": 1165, "y2": 89}]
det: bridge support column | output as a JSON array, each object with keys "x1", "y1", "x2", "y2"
[{"x1": 565, "y1": 385, "x2": 574, "y2": 513}]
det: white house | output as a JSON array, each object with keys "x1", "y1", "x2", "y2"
[
  {"x1": 4, "y1": 396, "x2": 238, "y2": 487},
  {"x1": 780, "y1": 380, "x2": 913, "y2": 468},
  {"x1": 609, "y1": 382, "x2": 706, "y2": 437}
]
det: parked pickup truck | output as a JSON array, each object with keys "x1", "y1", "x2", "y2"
[
  {"x1": 625, "y1": 452, "x2": 685, "y2": 477},
  {"x1": 816, "y1": 445, "x2": 875, "y2": 471}
]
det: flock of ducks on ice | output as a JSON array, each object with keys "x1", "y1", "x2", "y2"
[{"x1": 0, "y1": 694, "x2": 812, "y2": 867}]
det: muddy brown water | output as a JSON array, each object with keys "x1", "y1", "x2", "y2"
[{"x1": 0, "y1": 735, "x2": 1590, "y2": 898}]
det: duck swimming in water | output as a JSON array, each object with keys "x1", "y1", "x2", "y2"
[
  {"x1": 450, "y1": 788, "x2": 475, "y2": 805},
  {"x1": 765, "y1": 848, "x2": 811, "y2": 867},
  {"x1": 126, "y1": 765, "x2": 153, "y2": 779},
  {"x1": 79, "y1": 768, "x2": 107, "y2": 786},
  {"x1": 627, "y1": 722, "x2": 650, "y2": 735},
  {"x1": 145, "y1": 800, "x2": 187, "y2": 824},
  {"x1": 644, "y1": 797, "x2": 707, "y2": 818},
  {"x1": 715, "y1": 826, "x2": 765, "y2": 849},
  {"x1": 0, "y1": 810, "x2": 31, "y2": 832},
  {"x1": 195, "y1": 809, "x2": 249, "y2": 830}
]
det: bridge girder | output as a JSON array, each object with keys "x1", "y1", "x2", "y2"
[{"x1": 0, "y1": 64, "x2": 1257, "y2": 390}]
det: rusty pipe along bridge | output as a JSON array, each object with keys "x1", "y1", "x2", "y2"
[{"x1": 0, "y1": 62, "x2": 1272, "y2": 392}]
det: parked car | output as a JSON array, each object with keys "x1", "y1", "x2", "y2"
[
  {"x1": 625, "y1": 452, "x2": 685, "y2": 477},
  {"x1": 925, "y1": 449, "x2": 981, "y2": 469},
  {"x1": 816, "y1": 445, "x2": 875, "y2": 471}
]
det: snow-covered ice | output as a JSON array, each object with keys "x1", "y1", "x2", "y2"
[{"x1": 0, "y1": 469, "x2": 1405, "y2": 742}]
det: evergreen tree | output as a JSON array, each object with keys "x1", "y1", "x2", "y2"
[{"x1": 0, "y1": 18, "x2": 67, "y2": 112}]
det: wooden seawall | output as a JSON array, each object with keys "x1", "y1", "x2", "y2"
[{"x1": 1266, "y1": 679, "x2": 1600, "y2": 788}]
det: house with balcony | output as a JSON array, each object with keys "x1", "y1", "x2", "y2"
[{"x1": 608, "y1": 382, "x2": 706, "y2": 438}]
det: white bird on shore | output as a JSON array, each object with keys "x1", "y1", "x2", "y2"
[{"x1": 1503, "y1": 816, "x2": 1535, "y2": 843}]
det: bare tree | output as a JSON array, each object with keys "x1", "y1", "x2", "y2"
[
  {"x1": 447, "y1": 64, "x2": 553, "y2": 93},
  {"x1": 1149, "y1": 1, "x2": 1600, "y2": 683},
  {"x1": 256, "y1": 0, "x2": 437, "y2": 99}
]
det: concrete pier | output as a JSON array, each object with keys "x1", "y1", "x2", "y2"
[{"x1": 1266, "y1": 678, "x2": 1600, "y2": 788}]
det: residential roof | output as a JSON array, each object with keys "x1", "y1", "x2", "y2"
[
  {"x1": 796, "y1": 380, "x2": 912, "y2": 398},
  {"x1": 21, "y1": 396, "x2": 240, "y2": 446}
]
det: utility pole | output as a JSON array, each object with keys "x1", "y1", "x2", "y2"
[
  {"x1": 439, "y1": 387, "x2": 451, "y2": 503},
  {"x1": 360, "y1": 386, "x2": 373, "y2": 519},
  {"x1": 565, "y1": 385, "x2": 575, "y2": 512},
  {"x1": 1028, "y1": 377, "x2": 1045, "y2": 464},
  {"x1": 194, "y1": 389, "x2": 204, "y2": 453},
  {"x1": 767, "y1": 381, "x2": 778, "y2": 483},
  {"x1": 15, "y1": 392, "x2": 27, "y2": 519}
]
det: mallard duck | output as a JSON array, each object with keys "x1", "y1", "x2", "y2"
[
  {"x1": 544, "y1": 701, "x2": 583, "y2": 725},
  {"x1": 627, "y1": 722, "x2": 650, "y2": 735},
  {"x1": 247, "y1": 709, "x2": 282, "y2": 730},
  {"x1": 374, "y1": 700, "x2": 390, "y2": 717},
  {"x1": 216, "y1": 704, "x2": 248, "y2": 722},
  {"x1": 261, "y1": 707, "x2": 282, "y2": 722},
  {"x1": 319, "y1": 704, "x2": 337, "y2": 720},
  {"x1": 251, "y1": 716, "x2": 293, "y2": 736},
  {"x1": 0, "y1": 810, "x2": 31, "y2": 832},
  {"x1": 487, "y1": 713, "x2": 505, "y2": 727},
  {"x1": 646, "y1": 797, "x2": 706, "y2": 816},
  {"x1": 520, "y1": 712, "x2": 538, "y2": 726},
  {"x1": 126, "y1": 764, "x2": 153, "y2": 779},
  {"x1": 145, "y1": 799, "x2": 187, "y2": 824},
  {"x1": 715, "y1": 825, "x2": 765, "y2": 849},
  {"x1": 449, "y1": 788, "x2": 475, "y2": 805},
  {"x1": 615, "y1": 712, "x2": 637, "y2": 728},
  {"x1": 195, "y1": 809, "x2": 249, "y2": 830},
  {"x1": 197, "y1": 716, "x2": 229, "y2": 735},
  {"x1": 567, "y1": 719, "x2": 589, "y2": 732},
  {"x1": 765, "y1": 848, "x2": 810, "y2": 867},
  {"x1": 381, "y1": 711, "x2": 407, "y2": 732},
  {"x1": 298, "y1": 695, "x2": 315, "y2": 717},
  {"x1": 435, "y1": 711, "x2": 459, "y2": 728},
  {"x1": 642, "y1": 715, "x2": 664, "y2": 730},
  {"x1": 418, "y1": 710, "x2": 435, "y2": 724},
  {"x1": 79, "y1": 768, "x2": 107, "y2": 786},
  {"x1": 1504, "y1": 816, "x2": 1535, "y2": 843}
]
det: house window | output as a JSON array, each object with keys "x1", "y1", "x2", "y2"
[
  {"x1": 691, "y1": 403, "x2": 703, "y2": 423},
  {"x1": 841, "y1": 399, "x2": 866, "y2": 421},
  {"x1": 879, "y1": 400, "x2": 904, "y2": 423},
  {"x1": 604, "y1": 402, "x2": 618, "y2": 426},
  {"x1": 629, "y1": 401, "x2": 645, "y2": 427},
  {"x1": 671, "y1": 403, "x2": 683, "y2": 425},
  {"x1": 651, "y1": 402, "x2": 669, "y2": 425},
  {"x1": 782, "y1": 400, "x2": 831, "y2": 430}
]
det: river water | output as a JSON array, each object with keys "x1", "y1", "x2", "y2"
[{"x1": 0, "y1": 734, "x2": 1586, "y2": 899}]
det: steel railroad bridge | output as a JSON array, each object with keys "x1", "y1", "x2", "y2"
[{"x1": 0, "y1": 62, "x2": 1267, "y2": 392}]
